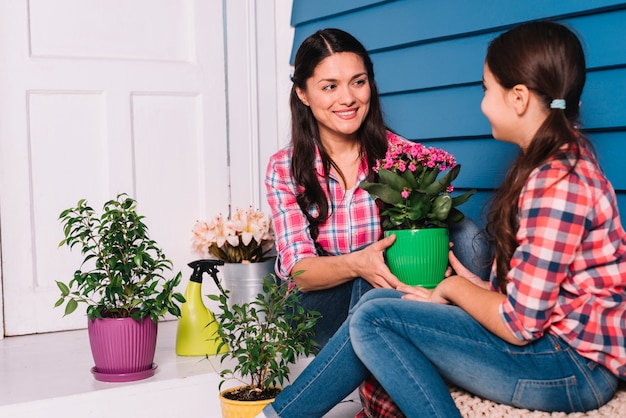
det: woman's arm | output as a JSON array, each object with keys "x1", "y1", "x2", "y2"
[
  {"x1": 292, "y1": 235, "x2": 401, "y2": 292},
  {"x1": 266, "y1": 147, "x2": 401, "y2": 292}
]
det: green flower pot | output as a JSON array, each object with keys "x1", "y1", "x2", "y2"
[{"x1": 384, "y1": 228, "x2": 449, "y2": 288}]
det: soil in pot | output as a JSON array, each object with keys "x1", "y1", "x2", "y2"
[{"x1": 223, "y1": 385, "x2": 281, "y2": 402}]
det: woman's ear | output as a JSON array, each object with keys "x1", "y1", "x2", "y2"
[
  {"x1": 295, "y1": 87, "x2": 310, "y2": 107},
  {"x1": 510, "y1": 84, "x2": 530, "y2": 115}
]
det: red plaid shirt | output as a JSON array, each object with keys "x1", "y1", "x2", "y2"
[
  {"x1": 356, "y1": 376, "x2": 405, "y2": 418},
  {"x1": 265, "y1": 131, "x2": 405, "y2": 279},
  {"x1": 498, "y1": 146, "x2": 626, "y2": 377}
]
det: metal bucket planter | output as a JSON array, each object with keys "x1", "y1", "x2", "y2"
[{"x1": 219, "y1": 258, "x2": 276, "y2": 308}]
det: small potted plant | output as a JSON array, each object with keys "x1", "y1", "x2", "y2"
[
  {"x1": 55, "y1": 193, "x2": 185, "y2": 382},
  {"x1": 209, "y1": 274, "x2": 320, "y2": 418},
  {"x1": 360, "y1": 141, "x2": 475, "y2": 287},
  {"x1": 192, "y1": 207, "x2": 275, "y2": 307}
]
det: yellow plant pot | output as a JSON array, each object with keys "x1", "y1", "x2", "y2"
[{"x1": 219, "y1": 387, "x2": 277, "y2": 418}]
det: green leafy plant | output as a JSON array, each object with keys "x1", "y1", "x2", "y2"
[
  {"x1": 360, "y1": 141, "x2": 476, "y2": 229},
  {"x1": 209, "y1": 274, "x2": 320, "y2": 401},
  {"x1": 55, "y1": 193, "x2": 185, "y2": 322}
]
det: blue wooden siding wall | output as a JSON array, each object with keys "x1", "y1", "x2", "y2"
[{"x1": 290, "y1": 0, "x2": 626, "y2": 226}]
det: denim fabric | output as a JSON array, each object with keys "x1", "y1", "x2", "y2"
[
  {"x1": 264, "y1": 289, "x2": 617, "y2": 417},
  {"x1": 447, "y1": 217, "x2": 492, "y2": 281},
  {"x1": 296, "y1": 217, "x2": 491, "y2": 349},
  {"x1": 350, "y1": 290, "x2": 618, "y2": 417}
]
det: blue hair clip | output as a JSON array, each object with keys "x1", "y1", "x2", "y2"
[{"x1": 550, "y1": 99, "x2": 566, "y2": 110}]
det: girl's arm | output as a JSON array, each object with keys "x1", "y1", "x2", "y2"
[{"x1": 400, "y1": 251, "x2": 527, "y2": 345}]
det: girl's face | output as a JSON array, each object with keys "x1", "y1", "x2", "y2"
[
  {"x1": 296, "y1": 52, "x2": 371, "y2": 144},
  {"x1": 480, "y1": 64, "x2": 519, "y2": 146}
]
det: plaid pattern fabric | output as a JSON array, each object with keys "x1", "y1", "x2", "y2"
[
  {"x1": 497, "y1": 147, "x2": 626, "y2": 377},
  {"x1": 265, "y1": 131, "x2": 405, "y2": 279},
  {"x1": 356, "y1": 376, "x2": 405, "y2": 418}
]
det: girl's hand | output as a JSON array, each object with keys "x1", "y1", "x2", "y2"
[
  {"x1": 398, "y1": 282, "x2": 450, "y2": 305},
  {"x1": 448, "y1": 250, "x2": 490, "y2": 290}
]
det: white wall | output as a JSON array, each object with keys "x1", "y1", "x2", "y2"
[{"x1": 0, "y1": 0, "x2": 294, "y2": 337}]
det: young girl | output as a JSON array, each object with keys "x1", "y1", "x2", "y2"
[{"x1": 259, "y1": 21, "x2": 625, "y2": 418}]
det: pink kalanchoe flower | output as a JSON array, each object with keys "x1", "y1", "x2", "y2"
[{"x1": 401, "y1": 188, "x2": 410, "y2": 199}]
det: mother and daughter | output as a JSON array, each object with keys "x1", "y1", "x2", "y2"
[{"x1": 260, "y1": 20, "x2": 626, "y2": 418}]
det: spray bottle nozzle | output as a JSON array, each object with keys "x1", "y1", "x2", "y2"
[{"x1": 187, "y1": 259, "x2": 227, "y2": 297}]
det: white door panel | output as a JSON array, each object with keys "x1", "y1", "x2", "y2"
[{"x1": 0, "y1": 0, "x2": 231, "y2": 335}]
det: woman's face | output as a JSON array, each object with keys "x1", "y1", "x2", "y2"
[{"x1": 296, "y1": 52, "x2": 371, "y2": 144}]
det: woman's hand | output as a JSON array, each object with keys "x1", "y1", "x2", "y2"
[
  {"x1": 292, "y1": 234, "x2": 401, "y2": 291},
  {"x1": 352, "y1": 234, "x2": 402, "y2": 289}
]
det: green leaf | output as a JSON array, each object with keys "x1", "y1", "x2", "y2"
[
  {"x1": 420, "y1": 167, "x2": 440, "y2": 189},
  {"x1": 430, "y1": 194, "x2": 452, "y2": 221},
  {"x1": 378, "y1": 169, "x2": 411, "y2": 192},
  {"x1": 451, "y1": 188, "x2": 476, "y2": 207},
  {"x1": 401, "y1": 168, "x2": 419, "y2": 189},
  {"x1": 359, "y1": 182, "x2": 403, "y2": 205},
  {"x1": 424, "y1": 165, "x2": 461, "y2": 197},
  {"x1": 64, "y1": 299, "x2": 78, "y2": 316},
  {"x1": 56, "y1": 281, "x2": 70, "y2": 296}
]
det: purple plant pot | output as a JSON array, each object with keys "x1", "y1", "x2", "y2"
[{"x1": 87, "y1": 316, "x2": 158, "y2": 382}]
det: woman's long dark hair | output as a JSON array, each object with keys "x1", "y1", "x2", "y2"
[
  {"x1": 290, "y1": 28, "x2": 388, "y2": 245},
  {"x1": 485, "y1": 21, "x2": 596, "y2": 292}
]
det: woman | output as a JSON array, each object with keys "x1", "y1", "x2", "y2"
[
  {"x1": 265, "y1": 28, "x2": 491, "y2": 348},
  {"x1": 260, "y1": 21, "x2": 626, "y2": 418}
]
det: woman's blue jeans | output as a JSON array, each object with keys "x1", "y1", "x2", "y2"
[
  {"x1": 296, "y1": 217, "x2": 491, "y2": 349},
  {"x1": 263, "y1": 289, "x2": 617, "y2": 418}
]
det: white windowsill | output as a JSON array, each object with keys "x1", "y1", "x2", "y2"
[{"x1": 0, "y1": 320, "x2": 360, "y2": 417}]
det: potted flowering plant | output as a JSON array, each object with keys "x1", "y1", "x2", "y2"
[
  {"x1": 191, "y1": 207, "x2": 276, "y2": 306},
  {"x1": 360, "y1": 141, "x2": 475, "y2": 287},
  {"x1": 360, "y1": 141, "x2": 475, "y2": 229}
]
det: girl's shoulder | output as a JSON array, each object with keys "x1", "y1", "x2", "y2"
[{"x1": 534, "y1": 145, "x2": 610, "y2": 194}]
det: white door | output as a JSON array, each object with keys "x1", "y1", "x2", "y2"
[{"x1": 0, "y1": 0, "x2": 232, "y2": 335}]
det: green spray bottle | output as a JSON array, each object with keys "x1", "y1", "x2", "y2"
[{"x1": 176, "y1": 259, "x2": 228, "y2": 356}]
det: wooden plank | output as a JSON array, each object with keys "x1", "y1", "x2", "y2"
[
  {"x1": 411, "y1": 138, "x2": 518, "y2": 190},
  {"x1": 290, "y1": 0, "x2": 391, "y2": 26},
  {"x1": 290, "y1": 0, "x2": 626, "y2": 61},
  {"x1": 382, "y1": 68, "x2": 626, "y2": 139},
  {"x1": 372, "y1": 10, "x2": 626, "y2": 94},
  {"x1": 592, "y1": 131, "x2": 626, "y2": 191}
]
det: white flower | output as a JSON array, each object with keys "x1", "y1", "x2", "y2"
[{"x1": 191, "y1": 207, "x2": 275, "y2": 263}]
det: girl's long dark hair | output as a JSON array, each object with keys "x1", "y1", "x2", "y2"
[
  {"x1": 290, "y1": 28, "x2": 388, "y2": 245},
  {"x1": 485, "y1": 21, "x2": 596, "y2": 292}
]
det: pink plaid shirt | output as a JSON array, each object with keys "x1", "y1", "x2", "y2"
[
  {"x1": 265, "y1": 131, "x2": 404, "y2": 280},
  {"x1": 497, "y1": 146, "x2": 626, "y2": 377}
]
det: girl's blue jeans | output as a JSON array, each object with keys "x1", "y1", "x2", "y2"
[
  {"x1": 296, "y1": 217, "x2": 492, "y2": 348},
  {"x1": 263, "y1": 289, "x2": 618, "y2": 418}
]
